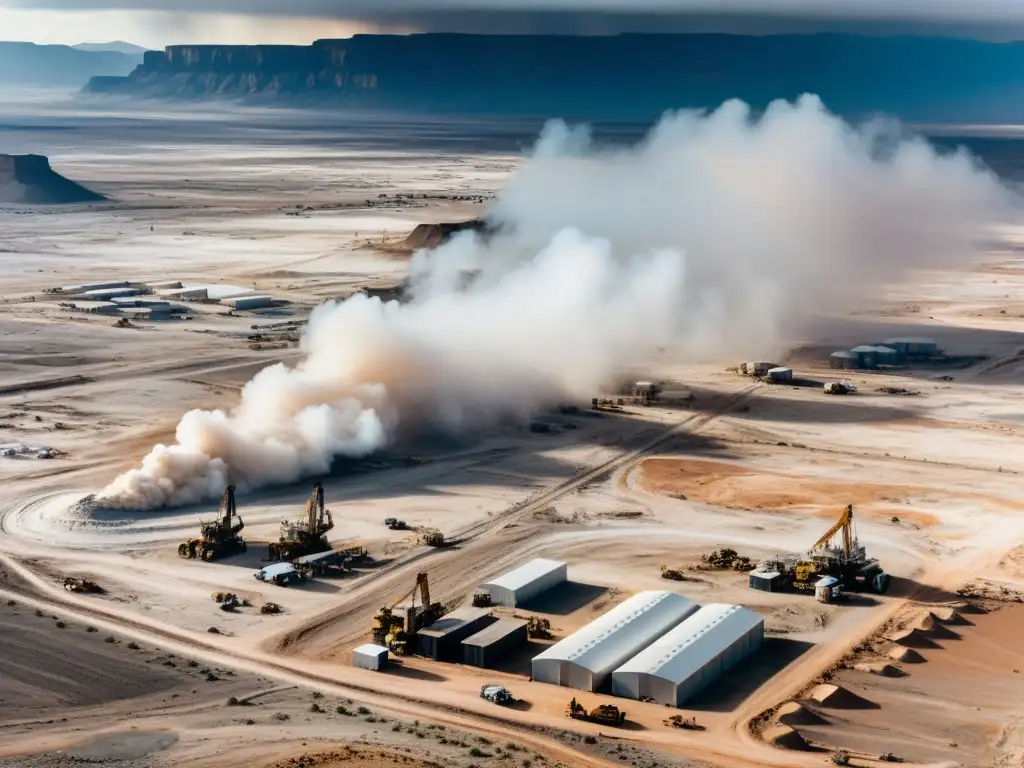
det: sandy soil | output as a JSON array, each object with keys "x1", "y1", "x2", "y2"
[{"x1": 1, "y1": 100, "x2": 1024, "y2": 768}]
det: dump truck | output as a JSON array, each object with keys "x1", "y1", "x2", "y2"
[
  {"x1": 178, "y1": 485, "x2": 247, "y2": 561},
  {"x1": 372, "y1": 572, "x2": 446, "y2": 655},
  {"x1": 566, "y1": 698, "x2": 626, "y2": 726},
  {"x1": 268, "y1": 483, "x2": 333, "y2": 561}
]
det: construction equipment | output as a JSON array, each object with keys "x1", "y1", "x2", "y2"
[
  {"x1": 418, "y1": 527, "x2": 447, "y2": 547},
  {"x1": 62, "y1": 577, "x2": 103, "y2": 594},
  {"x1": 268, "y1": 483, "x2": 333, "y2": 561},
  {"x1": 254, "y1": 562, "x2": 307, "y2": 586},
  {"x1": 750, "y1": 505, "x2": 890, "y2": 596},
  {"x1": 696, "y1": 548, "x2": 756, "y2": 572},
  {"x1": 480, "y1": 684, "x2": 515, "y2": 705},
  {"x1": 566, "y1": 698, "x2": 626, "y2": 726},
  {"x1": 526, "y1": 616, "x2": 552, "y2": 639},
  {"x1": 178, "y1": 485, "x2": 247, "y2": 561},
  {"x1": 666, "y1": 715, "x2": 706, "y2": 731},
  {"x1": 472, "y1": 589, "x2": 494, "y2": 607},
  {"x1": 824, "y1": 380, "x2": 856, "y2": 395},
  {"x1": 385, "y1": 517, "x2": 410, "y2": 530},
  {"x1": 371, "y1": 572, "x2": 446, "y2": 654},
  {"x1": 633, "y1": 381, "x2": 661, "y2": 406}
]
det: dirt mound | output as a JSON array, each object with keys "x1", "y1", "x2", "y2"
[
  {"x1": 889, "y1": 628, "x2": 939, "y2": 648},
  {"x1": 853, "y1": 661, "x2": 905, "y2": 677},
  {"x1": 807, "y1": 683, "x2": 876, "y2": 709},
  {"x1": 401, "y1": 219, "x2": 488, "y2": 250},
  {"x1": 913, "y1": 613, "x2": 939, "y2": 632},
  {"x1": 777, "y1": 700, "x2": 827, "y2": 726},
  {"x1": 0, "y1": 154, "x2": 105, "y2": 204},
  {"x1": 931, "y1": 607, "x2": 970, "y2": 624},
  {"x1": 888, "y1": 646, "x2": 926, "y2": 663},
  {"x1": 763, "y1": 724, "x2": 809, "y2": 750},
  {"x1": 949, "y1": 600, "x2": 986, "y2": 615}
]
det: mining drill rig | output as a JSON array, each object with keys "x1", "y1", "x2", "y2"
[
  {"x1": 751, "y1": 505, "x2": 890, "y2": 595},
  {"x1": 178, "y1": 485, "x2": 247, "y2": 561},
  {"x1": 268, "y1": 482, "x2": 334, "y2": 561},
  {"x1": 372, "y1": 572, "x2": 447, "y2": 655}
]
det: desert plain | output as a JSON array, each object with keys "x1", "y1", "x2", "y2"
[{"x1": 0, "y1": 98, "x2": 1023, "y2": 768}]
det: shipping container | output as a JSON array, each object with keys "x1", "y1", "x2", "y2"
[{"x1": 353, "y1": 644, "x2": 388, "y2": 670}]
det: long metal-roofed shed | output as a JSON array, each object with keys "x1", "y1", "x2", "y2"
[
  {"x1": 883, "y1": 337, "x2": 940, "y2": 358},
  {"x1": 482, "y1": 558, "x2": 567, "y2": 607},
  {"x1": 829, "y1": 351, "x2": 859, "y2": 370},
  {"x1": 531, "y1": 590, "x2": 698, "y2": 692},
  {"x1": 611, "y1": 603, "x2": 764, "y2": 706},
  {"x1": 418, "y1": 607, "x2": 496, "y2": 661},
  {"x1": 462, "y1": 618, "x2": 529, "y2": 668}
]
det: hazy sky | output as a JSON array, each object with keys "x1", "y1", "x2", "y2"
[{"x1": 6, "y1": 1, "x2": 1024, "y2": 47}]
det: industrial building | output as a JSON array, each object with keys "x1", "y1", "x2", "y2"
[
  {"x1": 60, "y1": 280, "x2": 130, "y2": 295},
  {"x1": 829, "y1": 351, "x2": 859, "y2": 370},
  {"x1": 883, "y1": 337, "x2": 940, "y2": 358},
  {"x1": 82, "y1": 287, "x2": 140, "y2": 300},
  {"x1": 61, "y1": 300, "x2": 119, "y2": 315},
  {"x1": 225, "y1": 294, "x2": 274, "y2": 311},
  {"x1": 767, "y1": 367, "x2": 793, "y2": 384},
  {"x1": 849, "y1": 345, "x2": 880, "y2": 369},
  {"x1": 111, "y1": 297, "x2": 172, "y2": 308},
  {"x1": 417, "y1": 607, "x2": 495, "y2": 661},
  {"x1": 740, "y1": 361, "x2": 776, "y2": 377},
  {"x1": 353, "y1": 644, "x2": 389, "y2": 671},
  {"x1": 531, "y1": 591, "x2": 698, "y2": 692},
  {"x1": 462, "y1": 618, "x2": 529, "y2": 668},
  {"x1": 482, "y1": 558, "x2": 567, "y2": 607},
  {"x1": 611, "y1": 603, "x2": 764, "y2": 707},
  {"x1": 159, "y1": 287, "x2": 209, "y2": 300}
]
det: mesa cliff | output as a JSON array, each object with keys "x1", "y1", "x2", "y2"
[
  {"x1": 0, "y1": 155, "x2": 106, "y2": 205},
  {"x1": 85, "y1": 33, "x2": 1024, "y2": 121}
]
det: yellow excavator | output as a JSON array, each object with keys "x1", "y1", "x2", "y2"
[
  {"x1": 751, "y1": 505, "x2": 889, "y2": 595},
  {"x1": 372, "y1": 572, "x2": 447, "y2": 655}
]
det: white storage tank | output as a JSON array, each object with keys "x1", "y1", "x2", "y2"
[
  {"x1": 353, "y1": 644, "x2": 389, "y2": 671},
  {"x1": 611, "y1": 603, "x2": 764, "y2": 707},
  {"x1": 531, "y1": 590, "x2": 698, "y2": 692},
  {"x1": 483, "y1": 558, "x2": 567, "y2": 608}
]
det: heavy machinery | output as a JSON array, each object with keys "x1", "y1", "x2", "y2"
[
  {"x1": 566, "y1": 698, "x2": 626, "y2": 726},
  {"x1": 526, "y1": 616, "x2": 553, "y2": 639},
  {"x1": 268, "y1": 483, "x2": 333, "y2": 561},
  {"x1": 178, "y1": 485, "x2": 247, "y2": 561},
  {"x1": 63, "y1": 577, "x2": 103, "y2": 594},
  {"x1": 418, "y1": 527, "x2": 447, "y2": 547},
  {"x1": 372, "y1": 572, "x2": 446, "y2": 654},
  {"x1": 480, "y1": 684, "x2": 515, "y2": 705},
  {"x1": 824, "y1": 380, "x2": 857, "y2": 395},
  {"x1": 750, "y1": 505, "x2": 890, "y2": 595}
]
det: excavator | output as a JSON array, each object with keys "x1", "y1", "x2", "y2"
[
  {"x1": 566, "y1": 698, "x2": 626, "y2": 726},
  {"x1": 750, "y1": 505, "x2": 889, "y2": 595},
  {"x1": 372, "y1": 572, "x2": 447, "y2": 655},
  {"x1": 178, "y1": 485, "x2": 247, "y2": 561},
  {"x1": 268, "y1": 483, "x2": 334, "y2": 561}
]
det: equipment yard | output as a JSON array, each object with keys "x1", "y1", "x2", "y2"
[{"x1": 1, "y1": 103, "x2": 1024, "y2": 768}]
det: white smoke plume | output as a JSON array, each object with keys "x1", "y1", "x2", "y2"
[{"x1": 98, "y1": 94, "x2": 1010, "y2": 509}]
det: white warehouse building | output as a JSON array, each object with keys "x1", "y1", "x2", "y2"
[
  {"x1": 532, "y1": 591, "x2": 698, "y2": 692},
  {"x1": 483, "y1": 558, "x2": 567, "y2": 608},
  {"x1": 612, "y1": 603, "x2": 764, "y2": 707}
]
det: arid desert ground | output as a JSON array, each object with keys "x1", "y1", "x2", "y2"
[{"x1": 1, "y1": 100, "x2": 1023, "y2": 768}]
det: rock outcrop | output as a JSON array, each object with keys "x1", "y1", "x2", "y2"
[
  {"x1": 0, "y1": 155, "x2": 105, "y2": 205},
  {"x1": 83, "y1": 33, "x2": 1024, "y2": 122},
  {"x1": 401, "y1": 220, "x2": 489, "y2": 251}
]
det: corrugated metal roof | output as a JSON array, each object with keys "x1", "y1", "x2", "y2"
[
  {"x1": 849, "y1": 345, "x2": 879, "y2": 353},
  {"x1": 485, "y1": 558, "x2": 565, "y2": 592},
  {"x1": 884, "y1": 337, "x2": 937, "y2": 345},
  {"x1": 830, "y1": 351, "x2": 858, "y2": 358},
  {"x1": 613, "y1": 604, "x2": 763, "y2": 685},
  {"x1": 418, "y1": 607, "x2": 492, "y2": 639},
  {"x1": 462, "y1": 618, "x2": 528, "y2": 647},
  {"x1": 532, "y1": 591, "x2": 697, "y2": 671},
  {"x1": 256, "y1": 562, "x2": 296, "y2": 579},
  {"x1": 354, "y1": 644, "x2": 388, "y2": 657},
  {"x1": 767, "y1": 367, "x2": 792, "y2": 374}
]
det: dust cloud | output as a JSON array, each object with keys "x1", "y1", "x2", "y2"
[{"x1": 98, "y1": 95, "x2": 1011, "y2": 509}]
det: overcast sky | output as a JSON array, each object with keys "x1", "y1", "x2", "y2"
[{"x1": 6, "y1": 0, "x2": 1024, "y2": 48}]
